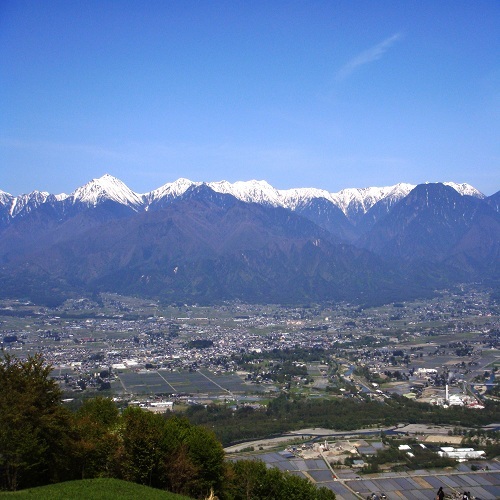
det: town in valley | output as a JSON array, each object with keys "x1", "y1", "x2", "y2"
[{"x1": 1, "y1": 285, "x2": 499, "y2": 498}]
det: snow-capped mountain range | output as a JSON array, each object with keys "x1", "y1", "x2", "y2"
[
  {"x1": 0, "y1": 174, "x2": 485, "y2": 222},
  {"x1": 0, "y1": 175, "x2": 498, "y2": 306}
]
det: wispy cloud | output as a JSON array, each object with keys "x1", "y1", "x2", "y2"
[
  {"x1": 0, "y1": 138, "x2": 127, "y2": 162},
  {"x1": 336, "y1": 33, "x2": 403, "y2": 81}
]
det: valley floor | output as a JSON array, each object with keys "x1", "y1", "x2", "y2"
[{"x1": 226, "y1": 426, "x2": 500, "y2": 500}]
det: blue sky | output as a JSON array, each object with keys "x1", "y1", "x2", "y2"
[{"x1": 1, "y1": 0, "x2": 499, "y2": 196}]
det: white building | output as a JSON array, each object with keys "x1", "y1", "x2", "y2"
[{"x1": 438, "y1": 447, "x2": 485, "y2": 461}]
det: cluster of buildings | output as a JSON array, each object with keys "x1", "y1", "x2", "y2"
[{"x1": 0, "y1": 287, "x2": 497, "y2": 407}]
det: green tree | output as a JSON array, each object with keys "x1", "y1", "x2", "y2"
[
  {"x1": 183, "y1": 422, "x2": 225, "y2": 497},
  {"x1": 116, "y1": 409, "x2": 226, "y2": 498},
  {"x1": 226, "y1": 459, "x2": 335, "y2": 499},
  {"x1": 118, "y1": 407, "x2": 165, "y2": 487},
  {"x1": 0, "y1": 354, "x2": 72, "y2": 490},
  {"x1": 72, "y1": 397, "x2": 121, "y2": 479},
  {"x1": 77, "y1": 396, "x2": 120, "y2": 427},
  {"x1": 226, "y1": 459, "x2": 267, "y2": 499}
]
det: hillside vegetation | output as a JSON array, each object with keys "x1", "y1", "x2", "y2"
[
  {"x1": 0, "y1": 478, "x2": 192, "y2": 499},
  {"x1": 0, "y1": 354, "x2": 335, "y2": 499}
]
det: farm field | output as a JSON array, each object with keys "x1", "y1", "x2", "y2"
[{"x1": 115, "y1": 369, "x2": 263, "y2": 396}]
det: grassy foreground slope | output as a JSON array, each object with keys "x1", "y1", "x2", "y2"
[{"x1": 0, "y1": 478, "x2": 193, "y2": 500}]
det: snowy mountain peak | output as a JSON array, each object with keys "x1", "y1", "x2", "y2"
[
  {"x1": 8, "y1": 190, "x2": 52, "y2": 217},
  {"x1": 208, "y1": 179, "x2": 281, "y2": 206},
  {"x1": 443, "y1": 182, "x2": 485, "y2": 198},
  {"x1": 330, "y1": 183, "x2": 416, "y2": 218},
  {"x1": 146, "y1": 178, "x2": 200, "y2": 203},
  {"x1": 278, "y1": 187, "x2": 335, "y2": 210},
  {"x1": 0, "y1": 190, "x2": 14, "y2": 206},
  {"x1": 71, "y1": 174, "x2": 143, "y2": 208}
]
